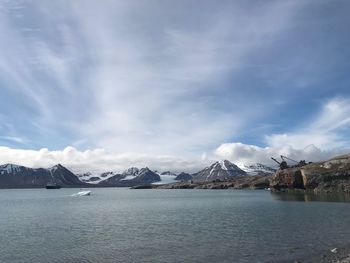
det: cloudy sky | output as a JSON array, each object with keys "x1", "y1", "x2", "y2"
[{"x1": 0, "y1": 0, "x2": 350, "y2": 173}]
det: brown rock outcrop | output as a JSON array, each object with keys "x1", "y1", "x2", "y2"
[
  {"x1": 270, "y1": 154, "x2": 350, "y2": 193},
  {"x1": 269, "y1": 167, "x2": 304, "y2": 190}
]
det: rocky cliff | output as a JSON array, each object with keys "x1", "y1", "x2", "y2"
[{"x1": 270, "y1": 154, "x2": 350, "y2": 193}]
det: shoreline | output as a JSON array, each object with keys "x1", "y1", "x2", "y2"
[{"x1": 302, "y1": 245, "x2": 350, "y2": 263}]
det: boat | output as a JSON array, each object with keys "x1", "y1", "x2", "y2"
[
  {"x1": 45, "y1": 182, "x2": 61, "y2": 189},
  {"x1": 46, "y1": 169, "x2": 61, "y2": 189}
]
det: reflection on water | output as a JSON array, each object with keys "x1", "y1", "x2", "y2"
[{"x1": 271, "y1": 191, "x2": 350, "y2": 202}]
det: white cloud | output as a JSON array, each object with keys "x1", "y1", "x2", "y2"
[
  {"x1": 0, "y1": 146, "x2": 209, "y2": 174},
  {"x1": 215, "y1": 98, "x2": 350, "y2": 165},
  {"x1": 265, "y1": 98, "x2": 350, "y2": 149},
  {"x1": 0, "y1": 0, "x2": 305, "y2": 155},
  {"x1": 2, "y1": 98, "x2": 349, "y2": 173},
  {"x1": 71, "y1": 0, "x2": 304, "y2": 154},
  {"x1": 1, "y1": 1, "x2": 349, "y2": 172},
  {"x1": 215, "y1": 142, "x2": 347, "y2": 166}
]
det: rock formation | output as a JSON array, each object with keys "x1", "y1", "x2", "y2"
[{"x1": 270, "y1": 154, "x2": 350, "y2": 193}]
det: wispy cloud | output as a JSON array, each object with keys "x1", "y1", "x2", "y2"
[
  {"x1": 2, "y1": 97, "x2": 349, "y2": 173},
  {"x1": 66, "y1": 0, "x2": 304, "y2": 154},
  {"x1": 0, "y1": 136, "x2": 26, "y2": 144},
  {"x1": 0, "y1": 0, "x2": 304, "y2": 154},
  {"x1": 215, "y1": 98, "x2": 350, "y2": 165},
  {"x1": 0, "y1": 0, "x2": 349, "y2": 170},
  {"x1": 265, "y1": 98, "x2": 350, "y2": 149}
]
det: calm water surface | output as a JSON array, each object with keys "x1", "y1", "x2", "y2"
[{"x1": 0, "y1": 188, "x2": 350, "y2": 263}]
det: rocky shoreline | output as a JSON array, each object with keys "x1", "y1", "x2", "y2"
[
  {"x1": 268, "y1": 244, "x2": 350, "y2": 263},
  {"x1": 133, "y1": 154, "x2": 350, "y2": 193},
  {"x1": 300, "y1": 245, "x2": 350, "y2": 263},
  {"x1": 132, "y1": 175, "x2": 271, "y2": 189},
  {"x1": 1, "y1": 154, "x2": 349, "y2": 193}
]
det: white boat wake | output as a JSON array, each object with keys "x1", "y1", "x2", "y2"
[{"x1": 71, "y1": 190, "x2": 91, "y2": 197}]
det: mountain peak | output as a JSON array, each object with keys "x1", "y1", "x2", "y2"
[
  {"x1": 49, "y1": 163, "x2": 67, "y2": 172},
  {"x1": 122, "y1": 167, "x2": 139, "y2": 176},
  {"x1": 0, "y1": 163, "x2": 25, "y2": 174},
  {"x1": 0, "y1": 163, "x2": 84, "y2": 187},
  {"x1": 193, "y1": 160, "x2": 246, "y2": 181},
  {"x1": 139, "y1": 167, "x2": 152, "y2": 174}
]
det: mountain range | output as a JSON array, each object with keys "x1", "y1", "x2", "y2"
[
  {"x1": 0, "y1": 160, "x2": 275, "y2": 188},
  {"x1": 0, "y1": 163, "x2": 85, "y2": 188}
]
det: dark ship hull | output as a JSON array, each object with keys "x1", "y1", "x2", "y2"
[{"x1": 45, "y1": 184, "x2": 61, "y2": 189}]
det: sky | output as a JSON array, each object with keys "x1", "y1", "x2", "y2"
[{"x1": 0, "y1": 0, "x2": 350, "y2": 173}]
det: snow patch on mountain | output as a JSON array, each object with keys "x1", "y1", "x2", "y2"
[
  {"x1": 152, "y1": 172, "x2": 177, "y2": 185},
  {"x1": 122, "y1": 175, "x2": 137, "y2": 181},
  {"x1": 236, "y1": 162, "x2": 276, "y2": 175},
  {"x1": 0, "y1": 164, "x2": 23, "y2": 174},
  {"x1": 77, "y1": 171, "x2": 119, "y2": 184},
  {"x1": 219, "y1": 160, "x2": 228, "y2": 170},
  {"x1": 121, "y1": 167, "x2": 140, "y2": 181}
]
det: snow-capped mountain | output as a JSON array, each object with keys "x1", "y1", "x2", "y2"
[
  {"x1": 192, "y1": 160, "x2": 246, "y2": 181},
  {"x1": 76, "y1": 167, "x2": 141, "y2": 184},
  {"x1": 0, "y1": 160, "x2": 274, "y2": 189},
  {"x1": 85, "y1": 167, "x2": 192, "y2": 186},
  {"x1": 0, "y1": 164, "x2": 24, "y2": 174},
  {"x1": 121, "y1": 167, "x2": 140, "y2": 180},
  {"x1": 0, "y1": 163, "x2": 85, "y2": 188},
  {"x1": 236, "y1": 163, "x2": 276, "y2": 175},
  {"x1": 133, "y1": 168, "x2": 161, "y2": 184},
  {"x1": 97, "y1": 167, "x2": 161, "y2": 187},
  {"x1": 77, "y1": 171, "x2": 119, "y2": 184}
]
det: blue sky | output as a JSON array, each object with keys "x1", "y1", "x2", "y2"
[{"x1": 0, "y1": 0, "x2": 350, "y2": 172}]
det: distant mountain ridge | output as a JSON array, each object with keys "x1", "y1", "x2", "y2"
[
  {"x1": 0, "y1": 163, "x2": 85, "y2": 188},
  {"x1": 0, "y1": 160, "x2": 273, "y2": 188},
  {"x1": 99, "y1": 167, "x2": 161, "y2": 187}
]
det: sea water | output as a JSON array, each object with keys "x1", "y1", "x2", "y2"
[{"x1": 0, "y1": 188, "x2": 349, "y2": 263}]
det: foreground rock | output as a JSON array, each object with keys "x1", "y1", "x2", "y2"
[
  {"x1": 270, "y1": 154, "x2": 350, "y2": 193},
  {"x1": 301, "y1": 244, "x2": 350, "y2": 263}
]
